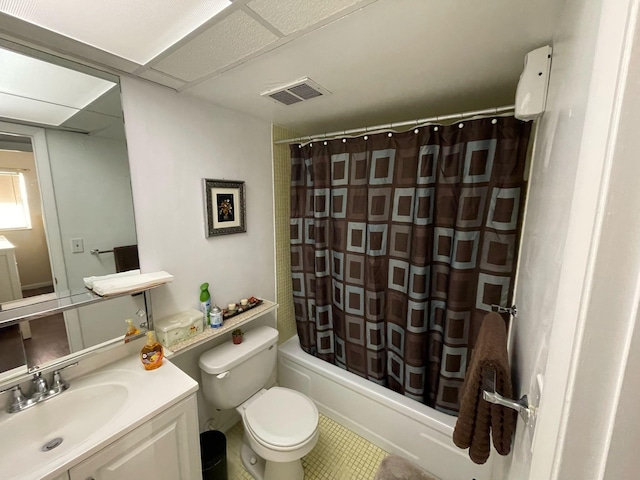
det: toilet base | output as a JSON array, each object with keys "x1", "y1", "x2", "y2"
[{"x1": 241, "y1": 443, "x2": 305, "y2": 480}]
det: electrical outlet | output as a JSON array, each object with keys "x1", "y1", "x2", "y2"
[{"x1": 71, "y1": 238, "x2": 84, "y2": 253}]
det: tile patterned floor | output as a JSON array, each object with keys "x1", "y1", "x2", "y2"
[{"x1": 226, "y1": 413, "x2": 388, "y2": 479}]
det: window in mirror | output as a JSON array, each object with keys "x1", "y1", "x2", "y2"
[{"x1": 0, "y1": 170, "x2": 31, "y2": 230}]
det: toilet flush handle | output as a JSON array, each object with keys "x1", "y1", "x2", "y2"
[{"x1": 216, "y1": 371, "x2": 230, "y2": 380}]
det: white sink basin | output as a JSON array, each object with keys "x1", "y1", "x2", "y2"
[{"x1": 0, "y1": 355, "x2": 198, "y2": 480}]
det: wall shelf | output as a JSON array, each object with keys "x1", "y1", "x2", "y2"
[
  {"x1": 0, "y1": 284, "x2": 161, "y2": 327},
  {"x1": 164, "y1": 300, "x2": 278, "y2": 358}
]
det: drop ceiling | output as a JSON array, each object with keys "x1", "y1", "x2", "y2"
[{"x1": 0, "y1": 0, "x2": 561, "y2": 135}]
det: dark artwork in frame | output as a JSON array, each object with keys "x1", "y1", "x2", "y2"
[{"x1": 204, "y1": 179, "x2": 246, "y2": 237}]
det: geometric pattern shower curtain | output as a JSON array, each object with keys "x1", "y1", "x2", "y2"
[{"x1": 290, "y1": 116, "x2": 532, "y2": 414}]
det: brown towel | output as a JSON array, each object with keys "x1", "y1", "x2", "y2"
[
  {"x1": 452, "y1": 312, "x2": 516, "y2": 464},
  {"x1": 113, "y1": 245, "x2": 139, "y2": 273}
]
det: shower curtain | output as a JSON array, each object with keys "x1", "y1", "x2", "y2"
[{"x1": 290, "y1": 116, "x2": 531, "y2": 414}]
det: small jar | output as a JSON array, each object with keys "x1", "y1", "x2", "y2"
[{"x1": 210, "y1": 305, "x2": 223, "y2": 329}]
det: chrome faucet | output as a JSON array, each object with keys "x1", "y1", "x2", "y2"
[
  {"x1": 31, "y1": 372, "x2": 49, "y2": 400},
  {"x1": 1, "y1": 363, "x2": 77, "y2": 413}
]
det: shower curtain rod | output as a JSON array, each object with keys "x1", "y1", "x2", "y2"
[{"x1": 275, "y1": 105, "x2": 515, "y2": 145}]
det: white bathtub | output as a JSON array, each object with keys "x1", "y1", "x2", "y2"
[{"x1": 278, "y1": 335, "x2": 494, "y2": 480}]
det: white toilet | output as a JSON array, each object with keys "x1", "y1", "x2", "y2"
[{"x1": 199, "y1": 326, "x2": 319, "y2": 480}]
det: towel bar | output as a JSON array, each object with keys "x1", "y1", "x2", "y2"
[
  {"x1": 90, "y1": 249, "x2": 114, "y2": 255},
  {"x1": 482, "y1": 369, "x2": 535, "y2": 424},
  {"x1": 490, "y1": 304, "x2": 518, "y2": 317}
]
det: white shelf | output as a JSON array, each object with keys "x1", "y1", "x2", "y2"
[{"x1": 164, "y1": 300, "x2": 278, "y2": 358}]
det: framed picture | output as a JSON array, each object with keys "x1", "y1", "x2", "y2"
[{"x1": 204, "y1": 179, "x2": 246, "y2": 237}]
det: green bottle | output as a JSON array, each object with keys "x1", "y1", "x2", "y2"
[{"x1": 200, "y1": 283, "x2": 211, "y2": 325}]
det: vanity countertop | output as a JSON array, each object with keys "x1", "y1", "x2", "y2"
[
  {"x1": 0, "y1": 354, "x2": 198, "y2": 480},
  {"x1": 0, "y1": 235, "x2": 16, "y2": 250}
]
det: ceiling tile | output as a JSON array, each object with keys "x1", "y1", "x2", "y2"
[
  {"x1": 247, "y1": 0, "x2": 364, "y2": 35},
  {"x1": 138, "y1": 69, "x2": 187, "y2": 91},
  {"x1": 153, "y1": 10, "x2": 279, "y2": 82},
  {"x1": 0, "y1": 0, "x2": 232, "y2": 64},
  {"x1": 0, "y1": 92, "x2": 78, "y2": 126},
  {"x1": 0, "y1": 46, "x2": 115, "y2": 109}
]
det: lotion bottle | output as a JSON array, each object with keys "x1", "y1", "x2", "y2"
[{"x1": 140, "y1": 331, "x2": 164, "y2": 370}]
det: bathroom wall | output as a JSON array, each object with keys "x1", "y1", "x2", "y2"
[
  {"x1": 45, "y1": 130, "x2": 142, "y2": 349},
  {"x1": 45, "y1": 130, "x2": 136, "y2": 290},
  {"x1": 499, "y1": 0, "x2": 638, "y2": 478},
  {"x1": 119, "y1": 76, "x2": 276, "y2": 428}
]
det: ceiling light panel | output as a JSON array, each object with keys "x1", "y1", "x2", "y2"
[
  {"x1": 154, "y1": 10, "x2": 279, "y2": 82},
  {"x1": 0, "y1": 92, "x2": 79, "y2": 126},
  {"x1": 247, "y1": 0, "x2": 363, "y2": 35},
  {"x1": 0, "y1": 0, "x2": 232, "y2": 64},
  {"x1": 0, "y1": 47, "x2": 115, "y2": 108}
]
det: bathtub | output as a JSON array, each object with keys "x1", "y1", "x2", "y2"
[{"x1": 278, "y1": 335, "x2": 494, "y2": 480}]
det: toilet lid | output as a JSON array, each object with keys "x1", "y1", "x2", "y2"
[{"x1": 244, "y1": 387, "x2": 318, "y2": 448}]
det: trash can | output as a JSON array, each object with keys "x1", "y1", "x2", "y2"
[{"x1": 200, "y1": 430, "x2": 227, "y2": 480}]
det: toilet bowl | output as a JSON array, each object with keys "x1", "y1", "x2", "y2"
[
  {"x1": 238, "y1": 387, "x2": 319, "y2": 480},
  {"x1": 198, "y1": 326, "x2": 319, "y2": 480}
]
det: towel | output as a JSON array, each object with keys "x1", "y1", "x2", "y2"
[
  {"x1": 452, "y1": 312, "x2": 516, "y2": 464},
  {"x1": 83, "y1": 269, "x2": 141, "y2": 289},
  {"x1": 91, "y1": 271, "x2": 173, "y2": 296},
  {"x1": 113, "y1": 245, "x2": 140, "y2": 273}
]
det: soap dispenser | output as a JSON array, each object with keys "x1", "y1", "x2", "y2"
[
  {"x1": 124, "y1": 319, "x2": 140, "y2": 343},
  {"x1": 140, "y1": 331, "x2": 164, "y2": 370}
]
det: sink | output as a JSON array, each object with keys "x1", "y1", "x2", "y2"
[
  {"x1": 0, "y1": 369, "x2": 134, "y2": 477},
  {"x1": 0, "y1": 383, "x2": 128, "y2": 463},
  {"x1": 0, "y1": 355, "x2": 198, "y2": 480}
]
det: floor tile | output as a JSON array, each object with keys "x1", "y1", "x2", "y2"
[{"x1": 224, "y1": 413, "x2": 388, "y2": 479}]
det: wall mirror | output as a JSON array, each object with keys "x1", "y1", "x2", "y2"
[{"x1": 0, "y1": 40, "x2": 147, "y2": 380}]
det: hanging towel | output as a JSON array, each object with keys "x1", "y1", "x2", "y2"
[
  {"x1": 83, "y1": 269, "x2": 141, "y2": 289},
  {"x1": 452, "y1": 311, "x2": 516, "y2": 464},
  {"x1": 113, "y1": 245, "x2": 140, "y2": 273},
  {"x1": 91, "y1": 271, "x2": 173, "y2": 296}
]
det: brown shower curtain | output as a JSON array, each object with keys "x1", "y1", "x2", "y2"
[{"x1": 290, "y1": 116, "x2": 531, "y2": 414}]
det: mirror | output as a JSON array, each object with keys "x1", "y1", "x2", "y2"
[{"x1": 0, "y1": 40, "x2": 146, "y2": 377}]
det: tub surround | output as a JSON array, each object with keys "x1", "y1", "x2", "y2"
[
  {"x1": 278, "y1": 335, "x2": 492, "y2": 480},
  {"x1": 0, "y1": 353, "x2": 199, "y2": 480}
]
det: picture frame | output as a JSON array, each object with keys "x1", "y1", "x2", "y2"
[{"x1": 204, "y1": 179, "x2": 246, "y2": 237}]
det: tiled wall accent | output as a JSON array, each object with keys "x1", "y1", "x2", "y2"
[{"x1": 273, "y1": 125, "x2": 301, "y2": 343}]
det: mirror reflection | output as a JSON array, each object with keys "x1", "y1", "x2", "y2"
[{"x1": 0, "y1": 42, "x2": 145, "y2": 376}]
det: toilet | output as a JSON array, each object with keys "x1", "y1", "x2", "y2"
[{"x1": 199, "y1": 326, "x2": 319, "y2": 480}]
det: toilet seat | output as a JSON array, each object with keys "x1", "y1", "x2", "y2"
[{"x1": 243, "y1": 387, "x2": 318, "y2": 450}]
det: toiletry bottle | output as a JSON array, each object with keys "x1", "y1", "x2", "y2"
[
  {"x1": 200, "y1": 282, "x2": 211, "y2": 325},
  {"x1": 140, "y1": 331, "x2": 164, "y2": 370},
  {"x1": 211, "y1": 305, "x2": 223, "y2": 328},
  {"x1": 124, "y1": 319, "x2": 140, "y2": 343}
]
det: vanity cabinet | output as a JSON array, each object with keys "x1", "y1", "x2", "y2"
[
  {"x1": 68, "y1": 395, "x2": 200, "y2": 480},
  {"x1": 0, "y1": 236, "x2": 31, "y2": 339}
]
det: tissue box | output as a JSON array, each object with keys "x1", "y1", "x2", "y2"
[{"x1": 156, "y1": 309, "x2": 204, "y2": 347}]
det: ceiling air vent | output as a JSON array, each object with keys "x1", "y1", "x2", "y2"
[{"x1": 261, "y1": 78, "x2": 331, "y2": 106}]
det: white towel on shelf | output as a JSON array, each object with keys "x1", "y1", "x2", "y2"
[
  {"x1": 92, "y1": 271, "x2": 173, "y2": 296},
  {"x1": 84, "y1": 269, "x2": 141, "y2": 289}
]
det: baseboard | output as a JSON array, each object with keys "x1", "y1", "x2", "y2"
[{"x1": 22, "y1": 281, "x2": 54, "y2": 291}]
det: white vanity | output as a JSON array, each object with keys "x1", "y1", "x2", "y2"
[{"x1": 0, "y1": 354, "x2": 201, "y2": 480}]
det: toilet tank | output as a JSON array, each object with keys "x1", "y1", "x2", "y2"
[{"x1": 199, "y1": 326, "x2": 279, "y2": 410}]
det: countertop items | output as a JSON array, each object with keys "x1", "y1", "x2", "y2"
[{"x1": 165, "y1": 299, "x2": 278, "y2": 357}]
